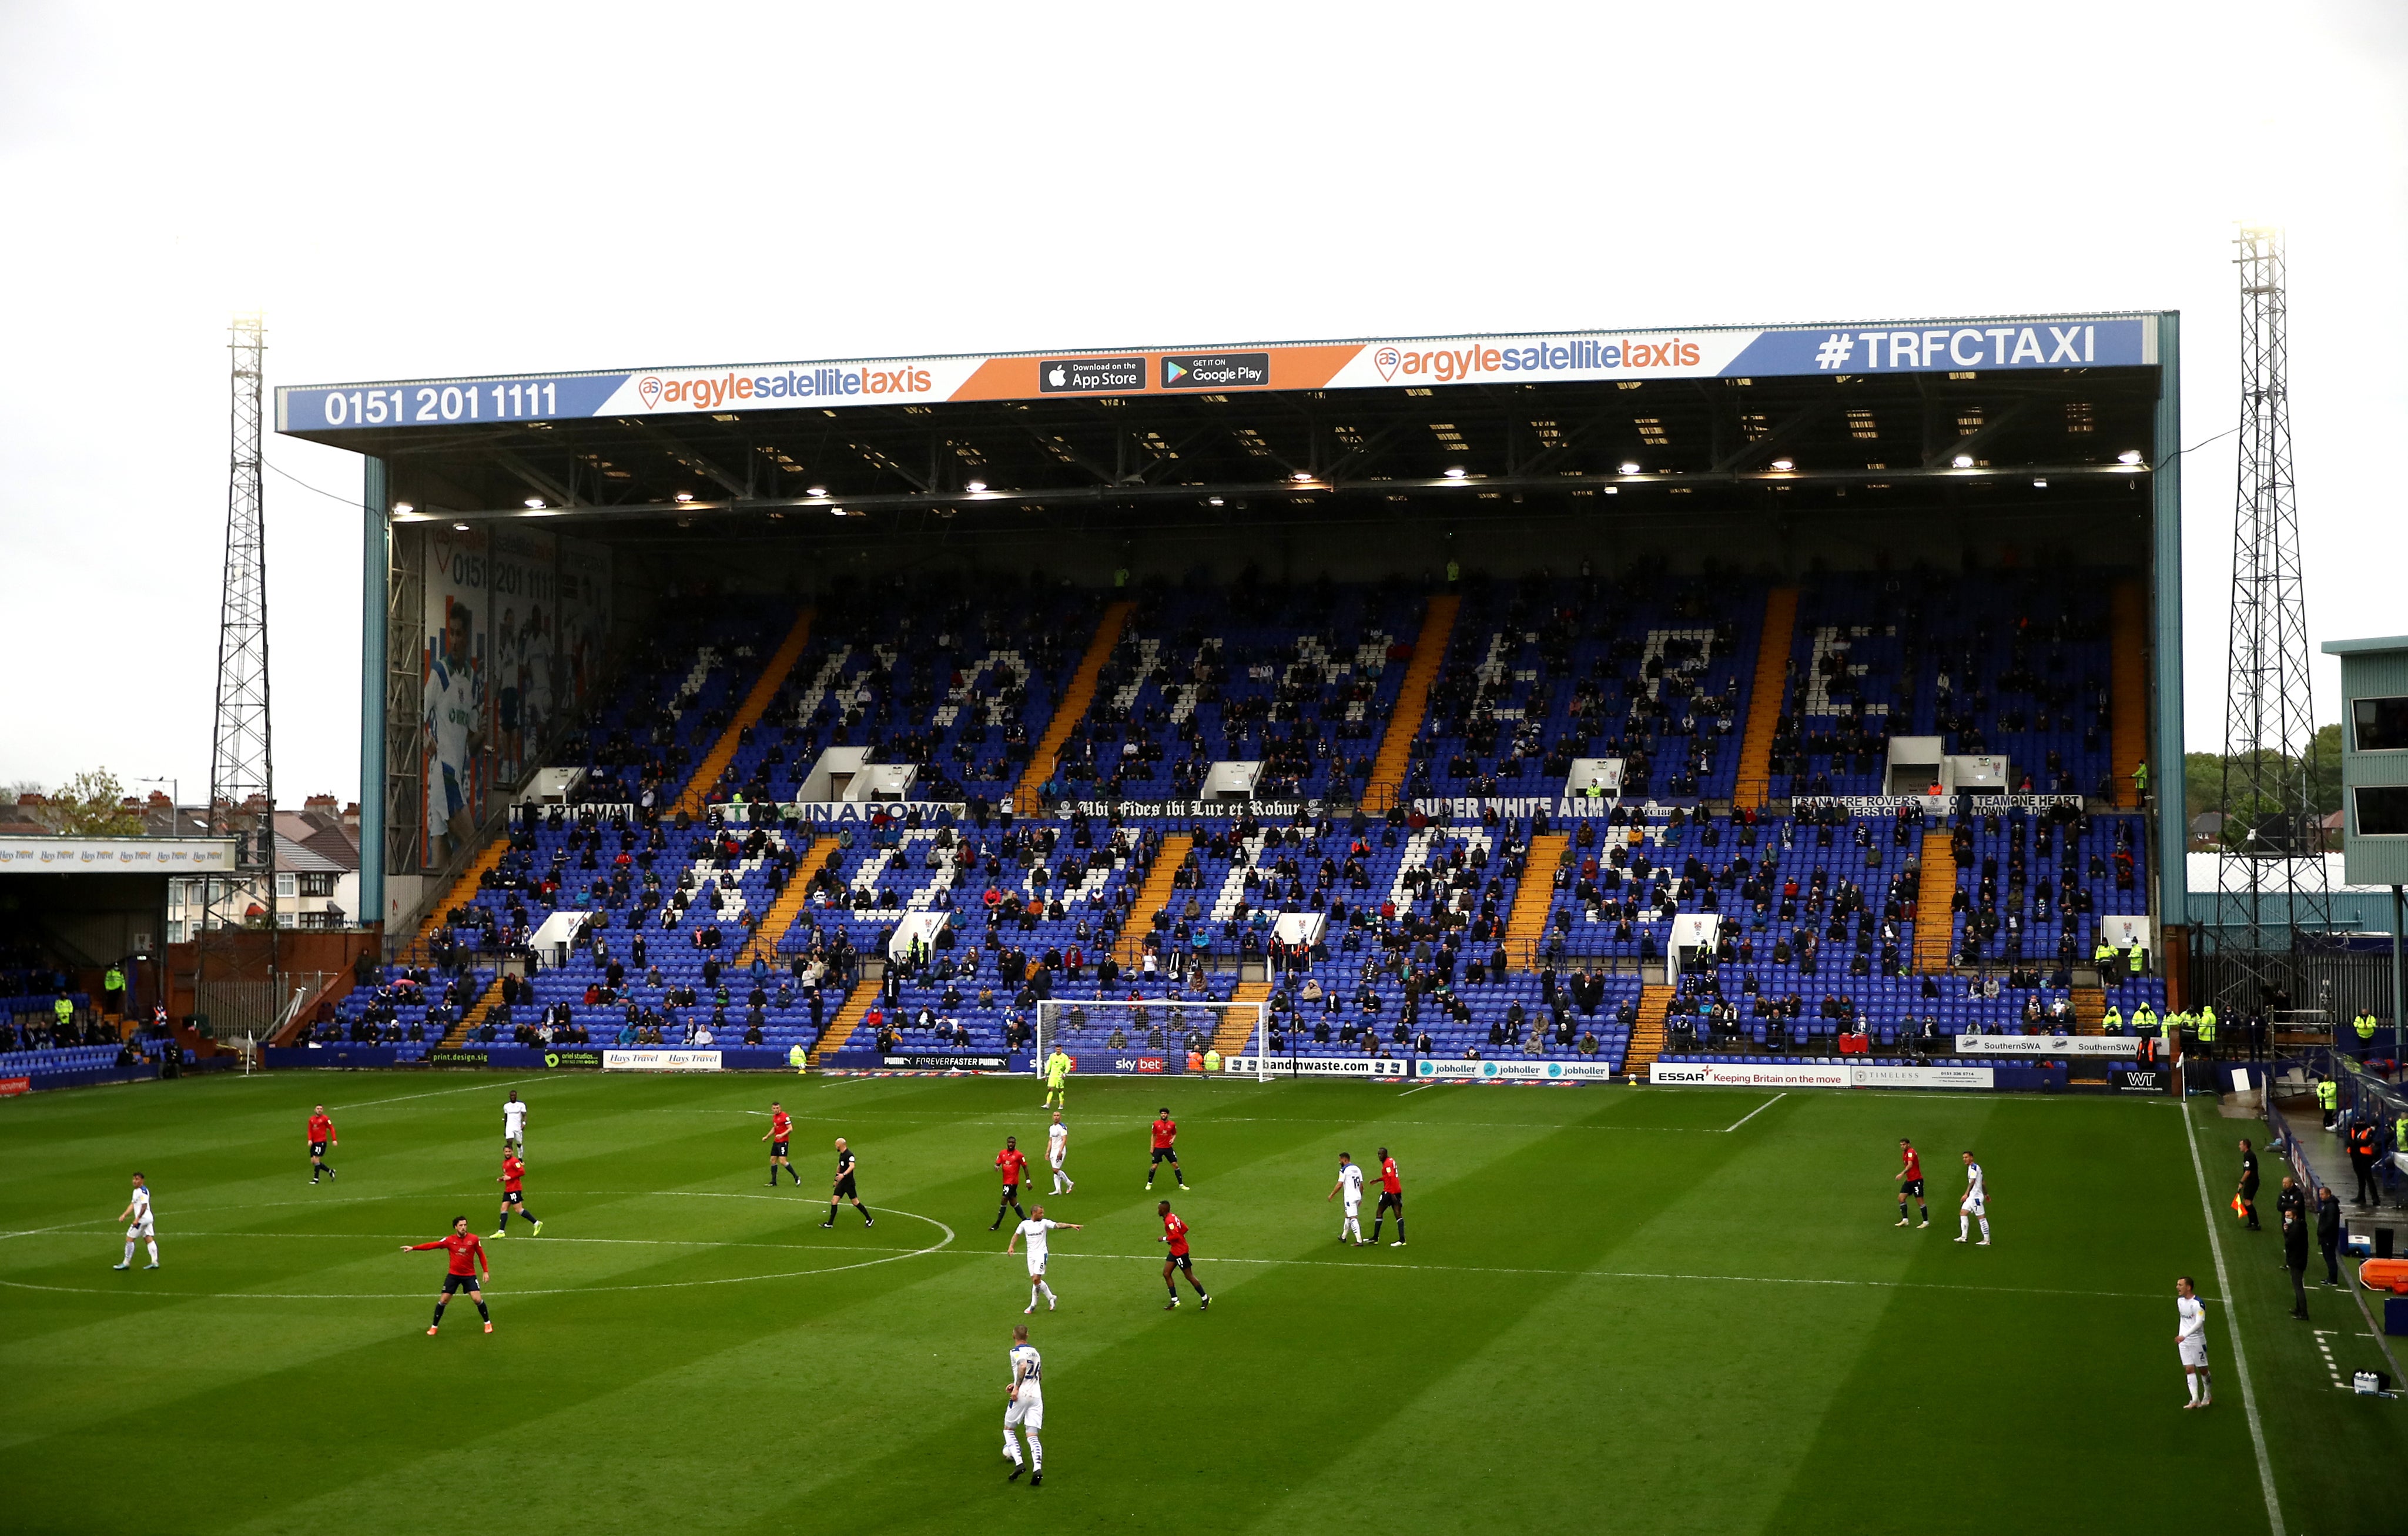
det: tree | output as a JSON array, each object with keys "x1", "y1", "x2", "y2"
[
  {"x1": 43, "y1": 769, "x2": 145, "y2": 837},
  {"x1": 2182, "y1": 725, "x2": 2343, "y2": 826}
]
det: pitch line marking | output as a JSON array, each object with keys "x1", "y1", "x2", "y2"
[
  {"x1": 10, "y1": 1230, "x2": 940, "y2": 1256},
  {"x1": 1722, "y1": 1092, "x2": 1786, "y2": 1132},
  {"x1": 1036, "y1": 1249, "x2": 2210, "y2": 1304},
  {"x1": 721, "y1": 1112, "x2": 1726, "y2": 1135},
  {"x1": 329, "y1": 1075, "x2": 555, "y2": 1112},
  {"x1": 2179, "y1": 1099, "x2": 2283, "y2": 1536},
  {"x1": 0, "y1": 1207, "x2": 956, "y2": 1301},
  {"x1": 2, "y1": 1219, "x2": 2204, "y2": 1308}
]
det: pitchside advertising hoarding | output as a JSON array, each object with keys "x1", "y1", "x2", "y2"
[
  {"x1": 604, "y1": 1049, "x2": 722, "y2": 1072},
  {"x1": 1649, "y1": 1061, "x2": 1997, "y2": 1090},
  {"x1": 279, "y1": 316, "x2": 2158, "y2": 433}
]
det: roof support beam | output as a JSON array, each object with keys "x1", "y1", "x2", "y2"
[
  {"x1": 1713, "y1": 403, "x2": 1830, "y2": 473},
  {"x1": 490, "y1": 448, "x2": 580, "y2": 509},
  {"x1": 420, "y1": 461, "x2": 2149, "y2": 524},
  {"x1": 630, "y1": 420, "x2": 750, "y2": 498}
]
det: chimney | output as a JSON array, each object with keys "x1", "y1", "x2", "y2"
[
  {"x1": 305, "y1": 794, "x2": 338, "y2": 813},
  {"x1": 146, "y1": 791, "x2": 172, "y2": 807},
  {"x1": 341, "y1": 801, "x2": 362, "y2": 830},
  {"x1": 16, "y1": 792, "x2": 43, "y2": 808}
]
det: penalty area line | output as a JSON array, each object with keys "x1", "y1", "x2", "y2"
[
  {"x1": 1722, "y1": 1092, "x2": 1786, "y2": 1133},
  {"x1": 1040, "y1": 1249, "x2": 2206, "y2": 1304}
]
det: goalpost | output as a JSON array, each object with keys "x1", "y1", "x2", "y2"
[{"x1": 1034, "y1": 995, "x2": 1271, "y2": 1081}]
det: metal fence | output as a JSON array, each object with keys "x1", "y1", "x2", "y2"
[
  {"x1": 2186, "y1": 944, "x2": 2403, "y2": 1054},
  {"x1": 194, "y1": 971, "x2": 330, "y2": 1043}
]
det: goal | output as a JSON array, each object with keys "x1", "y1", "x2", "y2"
[{"x1": 1034, "y1": 995, "x2": 1270, "y2": 1080}]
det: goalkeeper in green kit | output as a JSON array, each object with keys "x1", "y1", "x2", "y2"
[{"x1": 1043, "y1": 1045, "x2": 1072, "y2": 1110}]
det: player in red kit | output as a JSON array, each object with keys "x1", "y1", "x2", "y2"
[
  {"x1": 762, "y1": 1101, "x2": 797, "y2": 1187},
  {"x1": 491, "y1": 1146, "x2": 542, "y2": 1237},
  {"x1": 306, "y1": 1104, "x2": 338, "y2": 1185},
  {"x1": 1895, "y1": 1137, "x2": 1929, "y2": 1228},
  {"x1": 992, "y1": 1137, "x2": 1030, "y2": 1230},
  {"x1": 1144, "y1": 1107, "x2": 1187, "y2": 1191},
  {"x1": 403, "y1": 1216, "x2": 493, "y2": 1334},
  {"x1": 1368, "y1": 1146, "x2": 1406, "y2": 1246},
  {"x1": 1156, "y1": 1199, "x2": 1210, "y2": 1310}
]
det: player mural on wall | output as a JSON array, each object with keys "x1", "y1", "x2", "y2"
[{"x1": 423, "y1": 531, "x2": 488, "y2": 865}]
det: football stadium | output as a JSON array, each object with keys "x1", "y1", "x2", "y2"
[{"x1": 6, "y1": 305, "x2": 2407, "y2": 1536}]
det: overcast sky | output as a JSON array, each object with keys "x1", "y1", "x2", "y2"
[{"x1": 2, "y1": 2, "x2": 2402, "y2": 809}]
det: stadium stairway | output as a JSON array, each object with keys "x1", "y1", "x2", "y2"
[
  {"x1": 1361, "y1": 593, "x2": 1459, "y2": 814},
  {"x1": 809, "y1": 975, "x2": 880, "y2": 1066},
  {"x1": 1503, "y1": 833, "x2": 1570, "y2": 968},
  {"x1": 2109, "y1": 579, "x2": 2147, "y2": 809},
  {"x1": 438, "y1": 975, "x2": 506, "y2": 1049},
  {"x1": 397, "y1": 612, "x2": 813, "y2": 964},
  {"x1": 1913, "y1": 831, "x2": 1956, "y2": 972},
  {"x1": 1114, "y1": 834, "x2": 1195, "y2": 969},
  {"x1": 1013, "y1": 598, "x2": 1136, "y2": 814},
  {"x1": 401, "y1": 838, "x2": 513, "y2": 963},
  {"x1": 2073, "y1": 985, "x2": 2106, "y2": 1034},
  {"x1": 1732, "y1": 587, "x2": 1799, "y2": 811},
  {"x1": 675, "y1": 606, "x2": 816, "y2": 817},
  {"x1": 1623, "y1": 983, "x2": 1674, "y2": 1080},
  {"x1": 1214, "y1": 979, "x2": 1272, "y2": 1057},
  {"x1": 743, "y1": 844, "x2": 843, "y2": 968}
]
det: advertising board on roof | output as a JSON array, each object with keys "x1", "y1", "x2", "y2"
[
  {"x1": 278, "y1": 314, "x2": 2158, "y2": 434},
  {"x1": 0, "y1": 837, "x2": 237, "y2": 873}
]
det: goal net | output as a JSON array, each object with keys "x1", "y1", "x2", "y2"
[{"x1": 1034, "y1": 995, "x2": 1269, "y2": 1080}]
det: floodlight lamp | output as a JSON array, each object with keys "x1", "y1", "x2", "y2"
[
  {"x1": 1769, "y1": 457, "x2": 1794, "y2": 472},
  {"x1": 966, "y1": 480, "x2": 987, "y2": 493},
  {"x1": 524, "y1": 497, "x2": 546, "y2": 508},
  {"x1": 2117, "y1": 450, "x2": 2144, "y2": 466},
  {"x1": 1291, "y1": 470, "x2": 1315, "y2": 482},
  {"x1": 1443, "y1": 467, "x2": 1468, "y2": 480},
  {"x1": 1951, "y1": 454, "x2": 1974, "y2": 469},
  {"x1": 674, "y1": 491, "x2": 695, "y2": 504},
  {"x1": 828, "y1": 506, "x2": 846, "y2": 517},
  {"x1": 806, "y1": 485, "x2": 829, "y2": 497},
  {"x1": 1207, "y1": 496, "x2": 1225, "y2": 507},
  {"x1": 1618, "y1": 461, "x2": 1640, "y2": 475},
  {"x1": 392, "y1": 501, "x2": 415, "y2": 514},
  {"x1": 453, "y1": 522, "x2": 472, "y2": 531},
  {"x1": 2031, "y1": 477, "x2": 2049, "y2": 489}
]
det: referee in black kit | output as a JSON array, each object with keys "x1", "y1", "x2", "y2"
[{"x1": 822, "y1": 1137, "x2": 875, "y2": 1229}]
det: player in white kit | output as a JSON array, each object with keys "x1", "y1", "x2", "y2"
[
  {"x1": 1046, "y1": 1110, "x2": 1073, "y2": 1194},
  {"x1": 1327, "y1": 1151, "x2": 1366, "y2": 1246},
  {"x1": 503, "y1": 1090, "x2": 528, "y2": 1152},
  {"x1": 1955, "y1": 1150, "x2": 1991, "y2": 1245},
  {"x1": 1002, "y1": 1324, "x2": 1046, "y2": 1485},
  {"x1": 1006, "y1": 1204, "x2": 1083, "y2": 1313},
  {"x1": 2174, "y1": 1275, "x2": 2213, "y2": 1408},
  {"x1": 112, "y1": 1172, "x2": 158, "y2": 1270}
]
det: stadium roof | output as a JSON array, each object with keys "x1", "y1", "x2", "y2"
[{"x1": 276, "y1": 313, "x2": 2169, "y2": 528}]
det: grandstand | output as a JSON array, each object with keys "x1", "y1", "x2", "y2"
[
  {"x1": 28, "y1": 307, "x2": 2407, "y2": 1536},
  {"x1": 264, "y1": 312, "x2": 2193, "y2": 1083}
]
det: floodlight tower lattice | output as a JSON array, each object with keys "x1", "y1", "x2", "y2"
[
  {"x1": 202, "y1": 312, "x2": 277, "y2": 971},
  {"x1": 2214, "y1": 227, "x2": 2330, "y2": 957}
]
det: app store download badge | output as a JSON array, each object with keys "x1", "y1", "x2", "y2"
[
  {"x1": 1160, "y1": 353, "x2": 1268, "y2": 390},
  {"x1": 1039, "y1": 357, "x2": 1146, "y2": 393}
]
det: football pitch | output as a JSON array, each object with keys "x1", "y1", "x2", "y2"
[{"x1": 4, "y1": 1070, "x2": 2402, "y2": 1535}]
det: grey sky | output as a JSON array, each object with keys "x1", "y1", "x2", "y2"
[{"x1": 2, "y1": 2, "x2": 2402, "y2": 808}]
